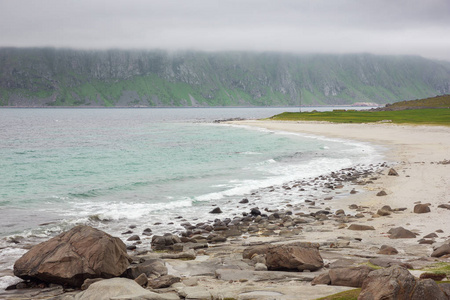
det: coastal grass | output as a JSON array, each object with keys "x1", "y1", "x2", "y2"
[
  {"x1": 420, "y1": 262, "x2": 450, "y2": 276},
  {"x1": 269, "y1": 108, "x2": 450, "y2": 126},
  {"x1": 315, "y1": 288, "x2": 361, "y2": 300}
]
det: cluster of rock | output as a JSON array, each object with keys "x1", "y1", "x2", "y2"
[{"x1": 5, "y1": 165, "x2": 450, "y2": 299}]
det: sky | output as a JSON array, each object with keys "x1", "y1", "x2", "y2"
[{"x1": 1, "y1": 0, "x2": 449, "y2": 61}]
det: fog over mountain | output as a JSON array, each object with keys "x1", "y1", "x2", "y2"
[
  {"x1": 0, "y1": 0, "x2": 449, "y2": 61},
  {"x1": 1, "y1": 48, "x2": 449, "y2": 107}
]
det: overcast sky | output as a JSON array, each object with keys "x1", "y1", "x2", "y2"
[{"x1": 1, "y1": 0, "x2": 449, "y2": 61}]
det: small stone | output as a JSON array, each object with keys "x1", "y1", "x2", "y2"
[
  {"x1": 127, "y1": 235, "x2": 140, "y2": 241},
  {"x1": 239, "y1": 198, "x2": 249, "y2": 204},
  {"x1": 388, "y1": 168, "x2": 399, "y2": 176},
  {"x1": 348, "y1": 224, "x2": 375, "y2": 231},
  {"x1": 378, "y1": 245, "x2": 398, "y2": 255},
  {"x1": 376, "y1": 190, "x2": 387, "y2": 196},
  {"x1": 209, "y1": 207, "x2": 223, "y2": 214},
  {"x1": 423, "y1": 233, "x2": 438, "y2": 238},
  {"x1": 414, "y1": 203, "x2": 431, "y2": 214}
]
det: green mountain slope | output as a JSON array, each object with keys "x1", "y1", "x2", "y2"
[{"x1": 0, "y1": 48, "x2": 449, "y2": 107}]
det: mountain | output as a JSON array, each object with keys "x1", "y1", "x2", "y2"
[{"x1": 0, "y1": 48, "x2": 449, "y2": 107}]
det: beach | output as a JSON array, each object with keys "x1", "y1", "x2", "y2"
[{"x1": 2, "y1": 119, "x2": 450, "y2": 299}]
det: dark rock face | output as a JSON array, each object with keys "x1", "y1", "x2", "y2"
[
  {"x1": 414, "y1": 203, "x2": 431, "y2": 214},
  {"x1": 13, "y1": 225, "x2": 131, "y2": 287},
  {"x1": 359, "y1": 265, "x2": 447, "y2": 300},
  {"x1": 209, "y1": 207, "x2": 222, "y2": 214}
]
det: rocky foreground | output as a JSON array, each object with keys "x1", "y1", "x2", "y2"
[{"x1": 2, "y1": 161, "x2": 450, "y2": 300}]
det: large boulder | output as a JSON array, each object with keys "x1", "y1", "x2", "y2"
[
  {"x1": 359, "y1": 265, "x2": 447, "y2": 300},
  {"x1": 265, "y1": 244, "x2": 323, "y2": 271},
  {"x1": 14, "y1": 225, "x2": 131, "y2": 287},
  {"x1": 328, "y1": 266, "x2": 374, "y2": 288},
  {"x1": 243, "y1": 243, "x2": 323, "y2": 271}
]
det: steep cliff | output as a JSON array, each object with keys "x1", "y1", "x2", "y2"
[{"x1": 1, "y1": 48, "x2": 449, "y2": 107}]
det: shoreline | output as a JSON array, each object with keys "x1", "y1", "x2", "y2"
[
  {"x1": 230, "y1": 120, "x2": 450, "y2": 233},
  {"x1": 2, "y1": 120, "x2": 450, "y2": 299}
]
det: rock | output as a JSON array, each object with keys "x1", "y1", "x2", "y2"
[
  {"x1": 368, "y1": 258, "x2": 413, "y2": 269},
  {"x1": 124, "y1": 259, "x2": 168, "y2": 279},
  {"x1": 388, "y1": 168, "x2": 399, "y2": 176},
  {"x1": 388, "y1": 226, "x2": 417, "y2": 239},
  {"x1": 209, "y1": 207, "x2": 222, "y2": 214},
  {"x1": 381, "y1": 205, "x2": 393, "y2": 211},
  {"x1": 347, "y1": 224, "x2": 375, "y2": 231},
  {"x1": 127, "y1": 234, "x2": 140, "y2": 241},
  {"x1": 378, "y1": 245, "x2": 398, "y2": 255},
  {"x1": 438, "y1": 204, "x2": 450, "y2": 210},
  {"x1": 151, "y1": 234, "x2": 182, "y2": 251},
  {"x1": 239, "y1": 198, "x2": 249, "y2": 204},
  {"x1": 254, "y1": 263, "x2": 268, "y2": 271},
  {"x1": 376, "y1": 190, "x2": 387, "y2": 196},
  {"x1": 134, "y1": 273, "x2": 148, "y2": 287},
  {"x1": 411, "y1": 278, "x2": 447, "y2": 300},
  {"x1": 377, "y1": 209, "x2": 391, "y2": 216},
  {"x1": 81, "y1": 278, "x2": 103, "y2": 290},
  {"x1": 431, "y1": 244, "x2": 450, "y2": 257},
  {"x1": 13, "y1": 225, "x2": 131, "y2": 287},
  {"x1": 250, "y1": 208, "x2": 261, "y2": 216},
  {"x1": 335, "y1": 209, "x2": 345, "y2": 215},
  {"x1": 414, "y1": 203, "x2": 431, "y2": 214},
  {"x1": 440, "y1": 283, "x2": 450, "y2": 298},
  {"x1": 147, "y1": 275, "x2": 181, "y2": 289},
  {"x1": 265, "y1": 244, "x2": 324, "y2": 271},
  {"x1": 359, "y1": 265, "x2": 417, "y2": 300},
  {"x1": 424, "y1": 232, "x2": 438, "y2": 238},
  {"x1": 311, "y1": 273, "x2": 331, "y2": 285},
  {"x1": 75, "y1": 277, "x2": 179, "y2": 300},
  {"x1": 328, "y1": 266, "x2": 374, "y2": 287}
]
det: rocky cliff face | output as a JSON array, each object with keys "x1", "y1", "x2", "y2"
[{"x1": 1, "y1": 48, "x2": 449, "y2": 107}]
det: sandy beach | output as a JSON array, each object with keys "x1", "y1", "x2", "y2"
[
  {"x1": 2, "y1": 120, "x2": 450, "y2": 300},
  {"x1": 231, "y1": 120, "x2": 450, "y2": 235}
]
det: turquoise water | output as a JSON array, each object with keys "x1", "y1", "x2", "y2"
[
  {"x1": 0, "y1": 107, "x2": 383, "y2": 288},
  {"x1": 0, "y1": 108, "x2": 381, "y2": 238}
]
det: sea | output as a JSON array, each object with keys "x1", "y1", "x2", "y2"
[{"x1": 0, "y1": 107, "x2": 384, "y2": 289}]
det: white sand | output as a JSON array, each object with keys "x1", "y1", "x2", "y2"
[{"x1": 231, "y1": 120, "x2": 450, "y2": 250}]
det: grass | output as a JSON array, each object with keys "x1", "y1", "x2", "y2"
[
  {"x1": 388, "y1": 94, "x2": 450, "y2": 109},
  {"x1": 270, "y1": 108, "x2": 450, "y2": 126},
  {"x1": 419, "y1": 262, "x2": 450, "y2": 276},
  {"x1": 315, "y1": 289, "x2": 361, "y2": 300}
]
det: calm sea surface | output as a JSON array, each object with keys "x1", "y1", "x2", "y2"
[{"x1": 0, "y1": 107, "x2": 383, "y2": 287}]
